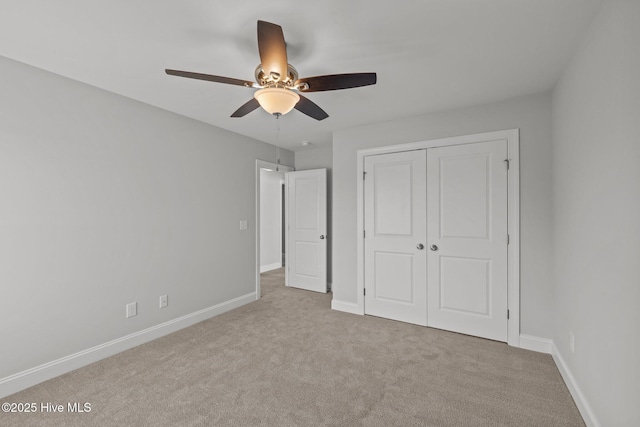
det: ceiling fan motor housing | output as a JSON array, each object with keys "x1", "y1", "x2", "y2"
[{"x1": 255, "y1": 64, "x2": 299, "y2": 88}]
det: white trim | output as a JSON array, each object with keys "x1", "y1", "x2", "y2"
[
  {"x1": 284, "y1": 172, "x2": 289, "y2": 287},
  {"x1": 255, "y1": 160, "x2": 293, "y2": 300},
  {"x1": 331, "y1": 299, "x2": 364, "y2": 315},
  {"x1": 0, "y1": 292, "x2": 256, "y2": 399},
  {"x1": 519, "y1": 334, "x2": 553, "y2": 354},
  {"x1": 354, "y1": 129, "x2": 521, "y2": 346},
  {"x1": 507, "y1": 130, "x2": 520, "y2": 346},
  {"x1": 260, "y1": 262, "x2": 283, "y2": 273},
  {"x1": 552, "y1": 343, "x2": 600, "y2": 427}
]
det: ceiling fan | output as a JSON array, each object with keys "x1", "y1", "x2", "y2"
[{"x1": 165, "y1": 20, "x2": 377, "y2": 121}]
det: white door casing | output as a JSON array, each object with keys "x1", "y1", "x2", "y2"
[
  {"x1": 285, "y1": 169, "x2": 327, "y2": 293},
  {"x1": 426, "y1": 140, "x2": 509, "y2": 342},
  {"x1": 364, "y1": 150, "x2": 428, "y2": 326}
]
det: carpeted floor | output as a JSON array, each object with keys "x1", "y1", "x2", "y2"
[{"x1": 1, "y1": 268, "x2": 584, "y2": 426}]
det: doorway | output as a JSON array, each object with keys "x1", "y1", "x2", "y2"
[
  {"x1": 255, "y1": 160, "x2": 293, "y2": 300},
  {"x1": 260, "y1": 168, "x2": 285, "y2": 273}
]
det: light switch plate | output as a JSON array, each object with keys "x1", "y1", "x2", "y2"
[{"x1": 239, "y1": 220, "x2": 248, "y2": 230}]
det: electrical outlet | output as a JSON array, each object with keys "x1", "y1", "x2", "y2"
[
  {"x1": 126, "y1": 302, "x2": 137, "y2": 318},
  {"x1": 159, "y1": 295, "x2": 168, "y2": 308},
  {"x1": 569, "y1": 331, "x2": 575, "y2": 353}
]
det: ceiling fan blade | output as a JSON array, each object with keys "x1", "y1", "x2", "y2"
[
  {"x1": 166, "y1": 69, "x2": 256, "y2": 88},
  {"x1": 257, "y1": 20, "x2": 288, "y2": 81},
  {"x1": 230, "y1": 98, "x2": 261, "y2": 118},
  {"x1": 294, "y1": 95, "x2": 329, "y2": 121},
  {"x1": 295, "y1": 73, "x2": 377, "y2": 92}
]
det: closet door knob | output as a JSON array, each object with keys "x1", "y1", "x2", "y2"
[
  {"x1": 417, "y1": 243, "x2": 424, "y2": 250},
  {"x1": 320, "y1": 235, "x2": 326, "y2": 240},
  {"x1": 430, "y1": 245, "x2": 438, "y2": 251}
]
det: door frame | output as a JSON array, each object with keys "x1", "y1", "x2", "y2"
[
  {"x1": 355, "y1": 129, "x2": 521, "y2": 346},
  {"x1": 255, "y1": 159, "x2": 294, "y2": 300}
]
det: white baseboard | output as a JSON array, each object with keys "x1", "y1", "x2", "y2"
[
  {"x1": 519, "y1": 334, "x2": 553, "y2": 354},
  {"x1": 260, "y1": 262, "x2": 282, "y2": 273},
  {"x1": 518, "y1": 336, "x2": 599, "y2": 426},
  {"x1": 0, "y1": 292, "x2": 256, "y2": 399},
  {"x1": 331, "y1": 299, "x2": 363, "y2": 315},
  {"x1": 552, "y1": 343, "x2": 600, "y2": 427}
]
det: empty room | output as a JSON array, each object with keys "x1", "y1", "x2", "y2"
[{"x1": 1, "y1": 1, "x2": 638, "y2": 426}]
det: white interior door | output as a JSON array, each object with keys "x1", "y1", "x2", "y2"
[
  {"x1": 285, "y1": 169, "x2": 327, "y2": 293},
  {"x1": 364, "y1": 150, "x2": 427, "y2": 326},
  {"x1": 426, "y1": 140, "x2": 508, "y2": 341}
]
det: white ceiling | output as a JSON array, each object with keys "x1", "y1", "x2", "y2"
[{"x1": 0, "y1": 0, "x2": 602, "y2": 151}]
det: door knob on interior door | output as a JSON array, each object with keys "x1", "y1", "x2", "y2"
[
  {"x1": 417, "y1": 243, "x2": 424, "y2": 250},
  {"x1": 430, "y1": 244, "x2": 438, "y2": 251},
  {"x1": 320, "y1": 235, "x2": 326, "y2": 239}
]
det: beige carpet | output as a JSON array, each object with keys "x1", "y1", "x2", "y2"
[{"x1": 1, "y1": 268, "x2": 584, "y2": 426}]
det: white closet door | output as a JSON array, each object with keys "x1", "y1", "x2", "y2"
[
  {"x1": 364, "y1": 150, "x2": 428, "y2": 326},
  {"x1": 426, "y1": 140, "x2": 508, "y2": 341}
]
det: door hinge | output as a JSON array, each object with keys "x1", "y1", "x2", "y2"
[
  {"x1": 363, "y1": 230, "x2": 366, "y2": 238},
  {"x1": 504, "y1": 159, "x2": 510, "y2": 170},
  {"x1": 507, "y1": 234, "x2": 510, "y2": 245},
  {"x1": 507, "y1": 309, "x2": 510, "y2": 319},
  {"x1": 363, "y1": 171, "x2": 367, "y2": 180},
  {"x1": 364, "y1": 288, "x2": 366, "y2": 296}
]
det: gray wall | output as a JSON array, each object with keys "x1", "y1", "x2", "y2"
[
  {"x1": 551, "y1": 1, "x2": 640, "y2": 425},
  {"x1": 295, "y1": 146, "x2": 333, "y2": 285},
  {"x1": 332, "y1": 91, "x2": 554, "y2": 338},
  {"x1": 0, "y1": 56, "x2": 293, "y2": 379}
]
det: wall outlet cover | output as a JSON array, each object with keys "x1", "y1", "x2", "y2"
[{"x1": 126, "y1": 302, "x2": 137, "y2": 318}]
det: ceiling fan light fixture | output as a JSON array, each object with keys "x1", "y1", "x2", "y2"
[{"x1": 254, "y1": 87, "x2": 300, "y2": 115}]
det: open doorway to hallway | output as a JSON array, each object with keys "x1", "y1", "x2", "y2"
[
  {"x1": 259, "y1": 168, "x2": 284, "y2": 273},
  {"x1": 260, "y1": 267, "x2": 285, "y2": 297},
  {"x1": 256, "y1": 160, "x2": 293, "y2": 298}
]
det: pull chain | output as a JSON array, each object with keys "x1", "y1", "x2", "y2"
[{"x1": 274, "y1": 112, "x2": 281, "y2": 171}]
